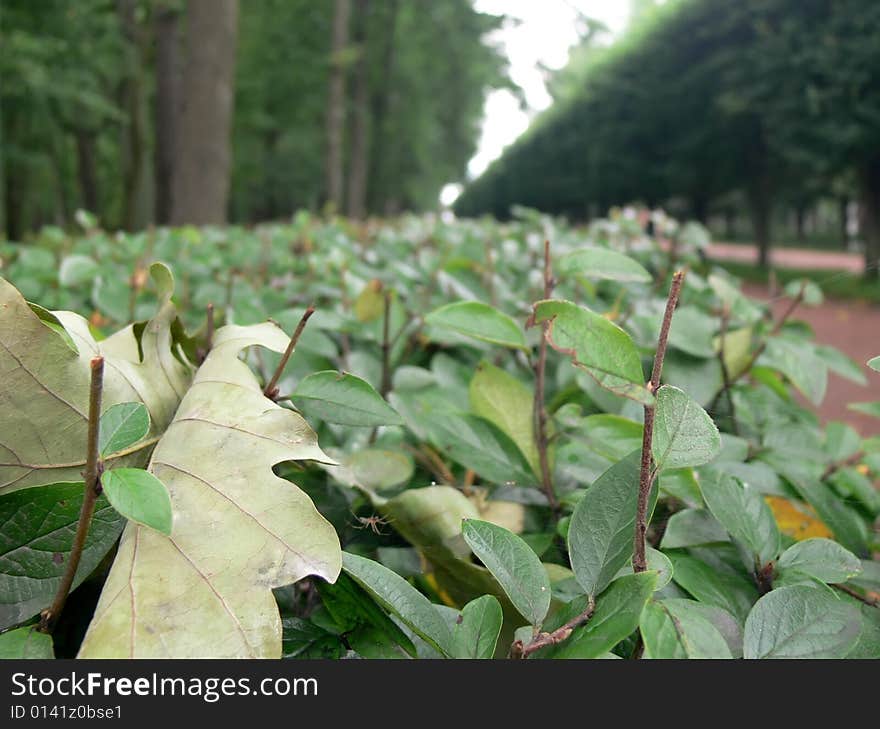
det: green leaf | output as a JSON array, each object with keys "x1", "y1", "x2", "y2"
[
  {"x1": 660, "y1": 509, "x2": 729, "y2": 549},
  {"x1": 99, "y1": 402, "x2": 150, "y2": 458},
  {"x1": 652, "y1": 385, "x2": 721, "y2": 471},
  {"x1": 0, "y1": 626, "x2": 54, "y2": 658},
  {"x1": 292, "y1": 370, "x2": 403, "y2": 427},
  {"x1": 776, "y1": 538, "x2": 862, "y2": 584},
  {"x1": 743, "y1": 585, "x2": 861, "y2": 659},
  {"x1": 462, "y1": 519, "x2": 550, "y2": 626},
  {"x1": 425, "y1": 301, "x2": 527, "y2": 350},
  {"x1": 662, "y1": 306, "x2": 718, "y2": 359},
  {"x1": 338, "y1": 449, "x2": 414, "y2": 491},
  {"x1": 568, "y1": 451, "x2": 655, "y2": 598},
  {"x1": 549, "y1": 572, "x2": 657, "y2": 658},
  {"x1": 640, "y1": 599, "x2": 733, "y2": 658},
  {"x1": 667, "y1": 552, "x2": 758, "y2": 623},
  {"x1": 615, "y1": 547, "x2": 673, "y2": 589},
  {"x1": 556, "y1": 246, "x2": 652, "y2": 282},
  {"x1": 469, "y1": 361, "x2": 539, "y2": 475},
  {"x1": 451, "y1": 595, "x2": 504, "y2": 659},
  {"x1": 59, "y1": 254, "x2": 99, "y2": 288},
  {"x1": 78, "y1": 323, "x2": 342, "y2": 658},
  {"x1": 281, "y1": 617, "x2": 345, "y2": 659},
  {"x1": 99, "y1": 468, "x2": 173, "y2": 535},
  {"x1": 869, "y1": 356, "x2": 880, "y2": 372},
  {"x1": 760, "y1": 338, "x2": 828, "y2": 405},
  {"x1": 424, "y1": 412, "x2": 535, "y2": 486},
  {"x1": 700, "y1": 468, "x2": 781, "y2": 566},
  {"x1": 315, "y1": 573, "x2": 416, "y2": 657},
  {"x1": 341, "y1": 551, "x2": 454, "y2": 657},
  {"x1": 815, "y1": 346, "x2": 867, "y2": 385},
  {"x1": 0, "y1": 482, "x2": 125, "y2": 630},
  {"x1": 530, "y1": 299, "x2": 653, "y2": 405}
]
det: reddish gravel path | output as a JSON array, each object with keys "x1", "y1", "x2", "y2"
[
  {"x1": 709, "y1": 241, "x2": 863, "y2": 273},
  {"x1": 741, "y1": 281, "x2": 880, "y2": 435}
]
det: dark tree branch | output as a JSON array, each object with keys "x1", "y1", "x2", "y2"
[
  {"x1": 39, "y1": 356, "x2": 105, "y2": 633},
  {"x1": 634, "y1": 270, "x2": 685, "y2": 573}
]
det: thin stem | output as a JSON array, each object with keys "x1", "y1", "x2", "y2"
[
  {"x1": 263, "y1": 305, "x2": 316, "y2": 400},
  {"x1": 833, "y1": 583, "x2": 879, "y2": 608},
  {"x1": 196, "y1": 302, "x2": 215, "y2": 365},
  {"x1": 369, "y1": 290, "x2": 393, "y2": 445},
  {"x1": 821, "y1": 451, "x2": 864, "y2": 481},
  {"x1": 634, "y1": 270, "x2": 685, "y2": 573},
  {"x1": 38, "y1": 356, "x2": 105, "y2": 634},
  {"x1": 534, "y1": 239, "x2": 559, "y2": 515},
  {"x1": 511, "y1": 596, "x2": 595, "y2": 659},
  {"x1": 738, "y1": 280, "x2": 806, "y2": 380},
  {"x1": 716, "y1": 304, "x2": 740, "y2": 435},
  {"x1": 379, "y1": 290, "x2": 392, "y2": 398}
]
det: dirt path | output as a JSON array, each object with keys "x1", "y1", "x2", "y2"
[
  {"x1": 741, "y1": 281, "x2": 879, "y2": 436},
  {"x1": 709, "y1": 241, "x2": 863, "y2": 272}
]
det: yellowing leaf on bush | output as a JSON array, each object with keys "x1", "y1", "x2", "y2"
[
  {"x1": 78, "y1": 323, "x2": 342, "y2": 658},
  {"x1": 764, "y1": 496, "x2": 833, "y2": 541},
  {"x1": 354, "y1": 279, "x2": 385, "y2": 322}
]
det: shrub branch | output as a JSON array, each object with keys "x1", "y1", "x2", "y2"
[
  {"x1": 511, "y1": 596, "x2": 596, "y2": 659},
  {"x1": 38, "y1": 356, "x2": 105, "y2": 634},
  {"x1": 264, "y1": 304, "x2": 315, "y2": 400},
  {"x1": 534, "y1": 239, "x2": 559, "y2": 514},
  {"x1": 634, "y1": 270, "x2": 685, "y2": 573}
]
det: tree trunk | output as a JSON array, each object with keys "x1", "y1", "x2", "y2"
[
  {"x1": 859, "y1": 158, "x2": 880, "y2": 281},
  {"x1": 368, "y1": 0, "x2": 399, "y2": 213},
  {"x1": 747, "y1": 178, "x2": 772, "y2": 268},
  {"x1": 118, "y1": 0, "x2": 152, "y2": 231},
  {"x1": 324, "y1": 0, "x2": 350, "y2": 212},
  {"x1": 345, "y1": 0, "x2": 370, "y2": 220},
  {"x1": 839, "y1": 196, "x2": 849, "y2": 250},
  {"x1": 154, "y1": 2, "x2": 182, "y2": 225},
  {"x1": 794, "y1": 205, "x2": 806, "y2": 243},
  {"x1": 171, "y1": 0, "x2": 239, "y2": 226},
  {"x1": 74, "y1": 129, "x2": 99, "y2": 214},
  {"x1": 690, "y1": 194, "x2": 708, "y2": 224}
]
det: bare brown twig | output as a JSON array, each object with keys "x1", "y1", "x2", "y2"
[
  {"x1": 634, "y1": 270, "x2": 685, "y2": 573},
  {"x1": 511, "y1": 596, "x2": 596, "y2": 659},
  {"x1": 38, "y1": 356, "x2": 105, "y2": 634},
  {"x1": 263, "y1": 305, "x2": 315, "y2": 400}
]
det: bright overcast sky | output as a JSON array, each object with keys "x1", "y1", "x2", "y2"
[{"x1": 441, "y1": 1, "x2": 636, "y2": 204}]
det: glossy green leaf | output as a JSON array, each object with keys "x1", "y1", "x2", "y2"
[
  {"x1": 462, "y1": 519, "x2": 550, "y2": 626},
  {"x1": 652, "y1": 385, "x2": 721, "y2": 471},
  {"x1": 281, "y1": 618, "x2": 345, "y2": 659},
  {"x1": 868, "y1": 356, "x2": 880, "y2": 372},
  {"x1": 615, "y1": 546, "x2": 673, "y2": 589},
  {"x1": 530, "y1": 299, "x2": 653, "y2": 404},
  {"x1": 342, "y1": 551, "x2": 453, "y2": 657},
  {"x1": 556, "y1": 246, "x2": 652, "y2": 282},
  {"x1": 425, "y1": 301, "x2": 527, "y2": 350},
  {"x1": 776, "y1": 538, "x2": 862, "y2": 584},
  {"x1": 99, "y1": 402, "x2": 150, "y2": 458},
  {"x1": 743, "y1": 585, "x2": 861, "y2": 659},
  {"x1": 99, "y1": 468, "x2": 173, "y2": 535},
  {"x1": 760, "y1": 338, "x2": 828, "y2": 405},
  {"x1": 700, "y1": 468, "x2": 781, "y2": 565},
  {"x1": 292, "y1": 370, "x2": 403, "y2": 427}
]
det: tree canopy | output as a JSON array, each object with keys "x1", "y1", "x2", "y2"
[{"x1": 454, "y1": 0, "x2": 880, "y2": 277}]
